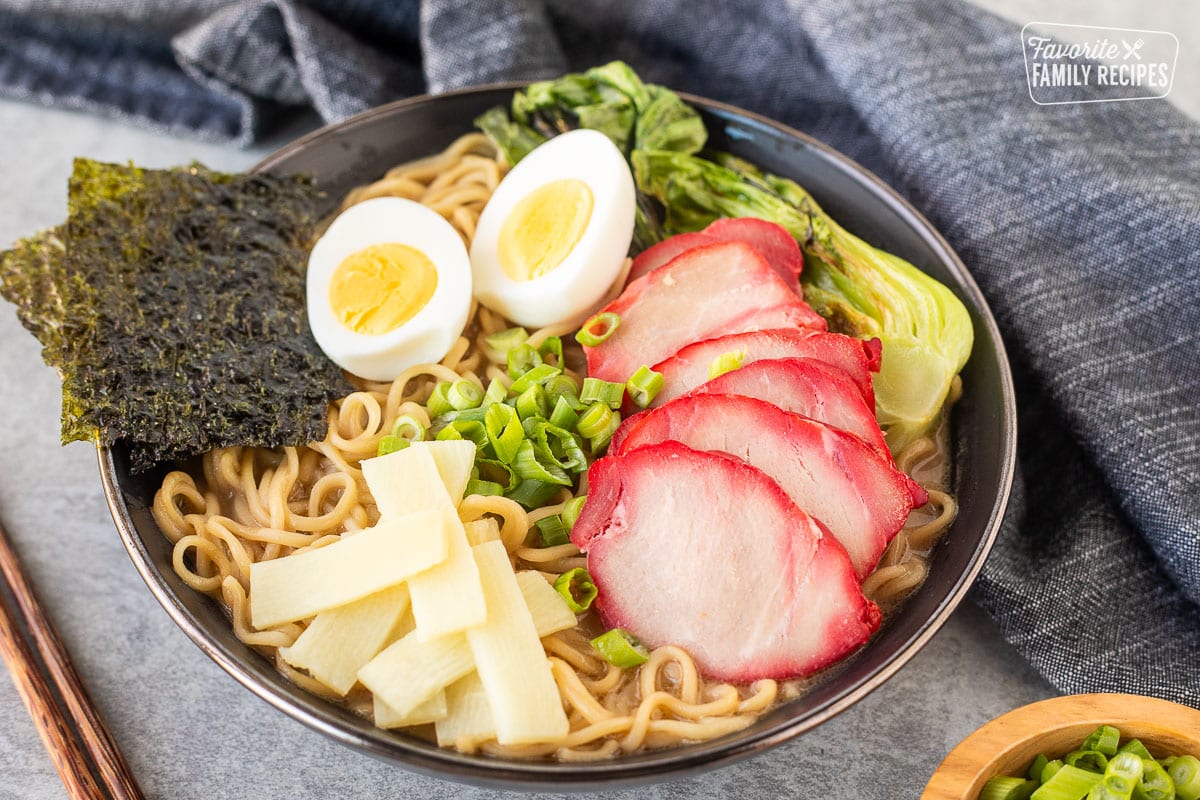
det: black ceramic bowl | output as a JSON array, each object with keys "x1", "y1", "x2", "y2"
[{"x1": 99, "y1": 85, "x2": 1017, "y2": 790}]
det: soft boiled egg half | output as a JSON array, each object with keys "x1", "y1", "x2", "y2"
[
  {"x1": 307, "y1": 197, "x2": 472, "y2": 381},
  {"x1": 470, "y1": 129, "x2": 635, "y2": 328}
]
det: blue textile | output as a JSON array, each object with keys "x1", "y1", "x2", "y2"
[{"x1": 2, "y1": 0, "x2": 1197, "y2": 705}]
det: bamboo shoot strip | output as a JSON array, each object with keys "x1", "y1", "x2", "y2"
[
  {"x1": 408, "y1": 515, "x2": 486, "y2": 641},
  {"x1": 360, "y1": 441, "x2": 474, "y2": 519},
  {"x1": 362, "y1": 443, "x2": 487, "y2": 640},
  {"x1": 515, "y1": 571, "x2": 578, "y2": 637},
  {"x1": 249, "y1": 510, "x2": 451, "y2": 628},
  {"x1": 357, "y1": 631, "x2": 474, "y2": 717},
  {"x1": 436, "y1": 673, "x2": 496, "y2": 749},
  {"x1": 374, "y1": 691, "x2": 449, "y2": 729},
  {"x1": 280, "y1": 584, "x2": 411, "y2": 696},
  {"x1": 467, "y1": 541, "x2": 569, "y2": 745}
]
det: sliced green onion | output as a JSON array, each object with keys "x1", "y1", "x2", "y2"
[
  {"x1": 576, "y1": 402, "x2": 615, "y2": 439},
  {"x1": 436, "y1": 424, "x2": 463, "y2": 441},
  {"x1": 553, "y1": 568, "x2": 597, "y2": 613},
  {"x1": 1118, "y1": 741, "x2": 1154, "y2": 762},
  {"x1": 708, "y1": 349, "x2": 745, "y2": 379},
  {"x1": 484, "y1": 377, "x2": 510, "y2": 406},
  {"x1": 485, "y1": 326, "x2": 528, "y2": 358},
  {"x1": 476, "y1": 458, "x2": 518, "y2": 491},
  {"x1": 1029, "y1": 755, "x2": 1050, "y2": 782},
  {"x1": 1067, "y1": 750, "x2": 1109, "y2": 774},
  {"x1": 590, "y1": 629, "x2": 648, "y2": 668},
  {"x1": 438, "y1": 419, "x2": 487, "y2": 447},
  {"x1": 980, "y1": 776, "x2": 1036, "y2": 800},
  {"x1": 390, "y1": 414, "x2": 426, "y2": 442},
  {"x1": 537, "y1": 335, "x2": 564, "y2": 368},
  {"x1": 376, "y1": 434, "x2": 409, "y2": 457},
  {"x1": 515, "y1": 384, "x2": 549, "y2": 421},
  {"x1": 575, "y1": 312, "x2": 620, "y2": 346},
  {"x1": 485, "y1": 403, "x2": 524, "y2": 463},
  {"x1": 426, "y1": 381, "x2": 454, "y2": 417},
  {"x1": 561, "y1": 495, "x2": 586, "y2": 530},
  {"x1": 1169, "y1": 755, "x2": 1200, "y2": 800},
  {"x1": 447, "y1": 379, "x2": 484, "y2": 411},
  {"x1": 587, "y1": 410, "x2": 621, "y2": 453},
  {"x1": 1041, "y1": 760, "x2": 1065, "y2": 785},
  {"x1": 1031, "y1": 764, "x2": 1102, "y2": 800},
  {"x1": 544, "y1": 374, "x2": 581, "y2": 408},
  {"x1": 580, "y1": 377, "x2": 625, "y2": 409},
  {"x1": 549, "y1": 395, "x2": 580, "y2": 431},
  {"x1": 505, "y1": 478, "x2": 560, "y2": 509},
  {"x1": 434, "y1": 406, "x2": 488, "y2": 425},
  {"x1": 1135, "y1": 758, "x2": 1175, "y2": 800},
  {"x1": 1094, "y1": 752, "x2": 1144, "y2": 800},
  {"x1": 512, "y1": 440, "x2": 571, "y2": 486},
  {"x1": 1084, "y1": 726, "x2": 1122, "y2": 758},
  {"x1": 510, "y1": 363, "x2": 561, "y2": 395},
  {"x1": 507, "y1": 343, "x2": 543, "y2": 379},
  {"x1": 528, "y1": 422, "x2": 587, "y2": 473},
  {"x1": 521, "y1": 414, "x2": 541, "y2": 439},
  {"x1": 625, "y1": 365, "x2": 664, "y2": 409},
  {"x1": 535, "y1": 515, "x2": 571, "y2": 547},
  {"x1": 464, "y1": 478, "x2": 504, "y2": 497}
]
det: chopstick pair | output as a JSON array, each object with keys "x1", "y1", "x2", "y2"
[{"x1": 0, "y1": 516, "x2": 145, "y2": 800}]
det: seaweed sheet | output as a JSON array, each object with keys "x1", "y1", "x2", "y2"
[{"x1": 0, "y1": 159, "x2": 351, "y2": 471}]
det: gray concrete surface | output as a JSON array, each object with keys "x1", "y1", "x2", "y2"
[{"x1": 1, "y1": 1, "x2": 1192, "y2": 793}]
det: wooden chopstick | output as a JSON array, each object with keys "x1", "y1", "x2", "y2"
[{"x1": 0, "y1": 516, "x2": 146, "y2": 800}]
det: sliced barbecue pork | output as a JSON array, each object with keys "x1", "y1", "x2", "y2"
[
  {"x1": 651, "y1": 328, "x2": 882, "y2": 408},
  {"x1": 612, "y1": 394, "x2": 925, "y2": 579},
  {"x1": 584, "y1": 242, "x2": 825, "y2": 383},
  {"x1": 702, "y1": 217, "x2": 803, "y2": 289},
  {"x1": 626, "y1": 232, "x2": 717, "y2": 284},
  {"x1": 572, "y1": 441, "x2": 880, "y2": 682},
  {"x1": 626, "y1": 218, "x2": 803, "y2": 291},
  {"x1": 685, "y1": 357, "x2": 891, "y2": 459}
]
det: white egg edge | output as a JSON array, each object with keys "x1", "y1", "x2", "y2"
[
  {"x1": 307, "y1": 196, "x2": 472, "y2": 382},
  {"x1": 469, "y1": 130, "x2": 636, "y2": 328}
]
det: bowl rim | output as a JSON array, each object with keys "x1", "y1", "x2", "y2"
[{"x1": 99, "y1": 81, "x2": 1018, "y2": 789}]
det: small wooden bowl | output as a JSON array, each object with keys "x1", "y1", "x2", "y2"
[{"x1": 923, "y1": 693, "x2": 1200, "y2": 799}]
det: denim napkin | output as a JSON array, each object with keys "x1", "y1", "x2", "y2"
[{"x1": 2, "y1": 0, "x2": 1197, "y2": 705}]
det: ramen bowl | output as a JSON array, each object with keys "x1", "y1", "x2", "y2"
[
  {"x1": 923, "y1": 694, "x2": 1200, "y2": 799},
  {"x1": 99, "y1": 85, "x2": 1017, "y2": 789}
]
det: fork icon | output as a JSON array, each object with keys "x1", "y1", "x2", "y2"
[{"x1": 1122, "y1": 38, "x2": 1145, "y2": 60}]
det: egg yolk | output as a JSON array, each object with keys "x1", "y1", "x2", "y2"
[
  {"x1": 498, "y1": 179, "x2": 593, "y2": 282},
  {"x1": 328, "y1": 243, "x2": 438, "y2": 336}
]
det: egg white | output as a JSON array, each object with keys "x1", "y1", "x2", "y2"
[
  {"x1": 470, "y1": 129, "x2": 635, "y2": 328},
  {"x1": 306, "y1": 197, "x2": 472, "y2": 382}
]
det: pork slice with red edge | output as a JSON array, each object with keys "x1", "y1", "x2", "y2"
[
  {"x1": 626, "y1": 218, "x2": 803, "y2": 290},
  {"x1": 612, "y1": 394, "x2": 923, "y2": 579},
  {"x1": 584, "y1": 241, "x2": 826, "y2": 383},
  {"x1": 703, "y1": 217, "x2": 803, "y2": 288},
  {"x1": 572, "y1": 441, "x2": 880, "y2": 682},
  {"x1": 651, "y1": 328, "x2": 882, "y2": 409},
  {"x1": 626, "y1": 231, "x2": 718, "y2": 284},
  {"x1": 686, "y1": 357, "x2": 891, "y2": 460}
]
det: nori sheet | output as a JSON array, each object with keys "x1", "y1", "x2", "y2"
[{"x1": 0, "y1": 159, "x2": 352, "y2": 471}]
